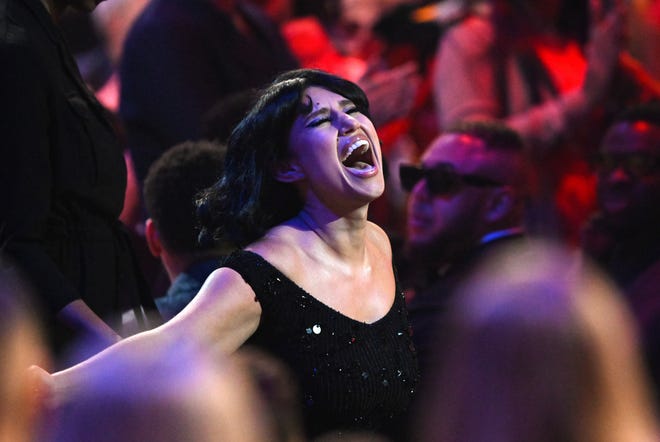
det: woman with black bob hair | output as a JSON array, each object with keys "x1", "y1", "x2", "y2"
[
  {"x1": 47, "y1": 69, "x2": 419, "y2": 440},
  {"x1": 198, "y1": 68, "x2": 371, "y2": 247}
]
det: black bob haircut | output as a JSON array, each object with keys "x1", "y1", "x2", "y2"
[{"x1": 197, "y1": 69, "x2": 370, "y2": 248}]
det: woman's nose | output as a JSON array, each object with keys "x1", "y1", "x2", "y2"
[{"x1": 339, "y1": 113, "x2": 360, "y2": 134}]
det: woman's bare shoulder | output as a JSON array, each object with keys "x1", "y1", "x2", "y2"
[
  {"x1": 194, "y1": 266, "x2": 262, "y2": 310},
  {"x1": 201, "y1": 265, "x2": 249, "y2": 289},
  {"x1": 174, "y1": 267, "x2": 262, "y2": 352}
]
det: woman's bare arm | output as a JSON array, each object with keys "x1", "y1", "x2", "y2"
[{"x1": 49, "y1": 267, "x2": 261, "y2": 403}]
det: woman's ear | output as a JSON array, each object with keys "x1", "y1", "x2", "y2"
[{"x1": 273, "y1": 160, "x2": 304, "y2": 183}]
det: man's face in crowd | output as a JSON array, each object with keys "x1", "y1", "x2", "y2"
[
  {"x1": 596, "y1": 121, "x2": 660, "y2": 233},
  {"x1": 404, "y1": 134, "x2": 499, "y2": 262}
]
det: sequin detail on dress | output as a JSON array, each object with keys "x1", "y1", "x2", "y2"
[{"x1": 220, "y1": 250, "x2": 419, "y2": 439}]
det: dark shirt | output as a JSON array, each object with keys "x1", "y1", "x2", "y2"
[
  {"x1": 221, "y1": 250, "x2": 419, "y2": 440},
  {"x1": 583, "y1": 223, "x2": 660, "y2": 403},
  {"x1": 599, "y1": 232, "x2": 660, "y2": 291},
  {"x1": 407, "y1": 234, "x2": 526, "y2": 379},
  {"x1": 0, "y1": 0, "x2": 156, "y2": 353},
  {"x1": 155, "y1": 258, "x2": 219, "y2": 320},
  {"x1": 120, "y1": 0, "x2": 299, "y2": 181}
]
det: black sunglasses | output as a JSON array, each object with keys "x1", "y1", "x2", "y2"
[
  {"x1": 399, "y1": 163, "x2": 503, "y2": 195},
  {"x1": 591, "y1": 152, "x2": 660, "y2": 178}
]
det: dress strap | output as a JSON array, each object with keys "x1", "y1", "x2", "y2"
[{"x1": 220, "y1": 250, "x2": 278, "y2": 301}]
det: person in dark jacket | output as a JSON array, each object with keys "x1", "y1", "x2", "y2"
[
  {"x1": 582, "y1": 101, "x2": 660, "y2": 404},
  {"x1": 120, "y1": 0, "x2": 299, "y2": 183},
  {"x1": 0, "y1": 0, "x2": 157, "y2": 360}
]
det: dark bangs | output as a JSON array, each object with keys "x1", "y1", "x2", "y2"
[{"x1": 274, "y1": 69, "x2": 371, "y2": 120}]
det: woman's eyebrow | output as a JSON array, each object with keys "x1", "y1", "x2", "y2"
[
  {"x1": 303, "y1": 97, "x2": 354, "y2": 121},
  {"x1": 305, "y1": 107, "x2": 330, "y2": 121}
]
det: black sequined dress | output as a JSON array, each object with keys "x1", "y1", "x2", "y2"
[{"x1": 221, "y1": 250, "x2": 419, "y2": 439}]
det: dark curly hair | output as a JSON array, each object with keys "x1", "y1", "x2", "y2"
[
  {"x1": 143, "y1": 140, "x2": 226, "y2": 255},
  {"x1": 196, "y1": 69, "x2": 370, "y2": 248}
]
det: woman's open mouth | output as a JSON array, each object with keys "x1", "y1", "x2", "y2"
[{"x1": 340, "y1": 138, "x2": 377, "y2": 176}]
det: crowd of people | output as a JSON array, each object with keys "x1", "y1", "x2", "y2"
[{"x1": 2, "y1": 0, "x2": 660, "y2": 440}]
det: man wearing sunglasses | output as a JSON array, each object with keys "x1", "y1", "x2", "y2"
[
  {"x1": 582, "y1": 101, "x2": 660, "y2": 403},
  {"x1": 401, "y1": 120, "x2": 531, "y2": 379}
]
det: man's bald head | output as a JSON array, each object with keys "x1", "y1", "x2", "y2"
[{"x1": 405, "y1": 120, "x2": 531, "y2": 264}]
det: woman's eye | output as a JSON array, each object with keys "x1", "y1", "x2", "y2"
[
  {"x1": 307, "y1": 117, "x2": 330, "y2": 127},
  {"x1": 346, "y1": 106, "x2": 359, "y2": 115}
]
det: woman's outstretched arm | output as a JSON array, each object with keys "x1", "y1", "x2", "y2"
[{"x1": 46, "y1": 268, "x2": 261, "y2": 403}]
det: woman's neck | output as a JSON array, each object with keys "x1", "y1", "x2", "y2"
[{"x1": 295, "y1": 208, "x2": 370, "y2": 262}]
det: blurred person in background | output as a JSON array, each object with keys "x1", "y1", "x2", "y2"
[
  {"x1": 402, "y1": 120, "x2": 530, "y2": 375},
  {"x1": 413, "y1": 240, "x2": 659, "y2": 442},
  {"x1": 233, "y1": 347, "x2": 306, "y2": 442},
  {"x1": 90, "y1": 0, "x2": 151, "y2": 112},
  {"x1": 56, "y1": 0, "x2": 156, "y2": 287},
  {"x1": 0, "y1": 260, "x2": 51, "y2": 442},
  {"x1": 433, "y1": 0, "x2": 660, "y2": 242},
  {"x1": 582, "y1": 100, "x2": 660, "y2": 404},
  {"x1": 120, "y1": 0, "x2": 299, "y2": 184},
  {"x1": 627, "y1": 0, "x2": 660, "y2": 82},
  {"x1": 1, "y1": 0, "x2": 158, "y2": 361},
  {"x1": 45, "y1": 338, "x2": 276, "y2": 442}
]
